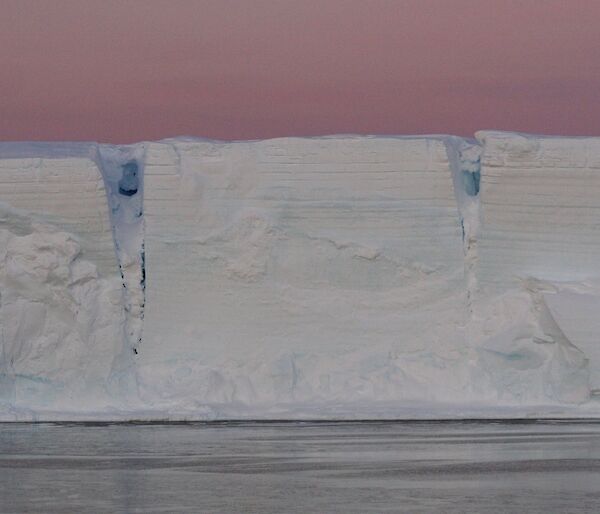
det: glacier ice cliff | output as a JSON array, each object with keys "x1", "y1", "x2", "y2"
[{"x1": 1, "y1": 132, "x2": 600, "y2": 420}]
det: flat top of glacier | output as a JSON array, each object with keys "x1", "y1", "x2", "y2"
[
  {"x1": 3, "y1": 131, "x2": 600, "y2": 161},
  {"x1": 0, "y1": 133, "x2": 470, "y2": 154}
]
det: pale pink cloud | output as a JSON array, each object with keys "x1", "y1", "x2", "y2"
[{"x1": 1, "y1": 0, "x2": 599, "y2": 142}]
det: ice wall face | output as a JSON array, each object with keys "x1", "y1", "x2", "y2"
[
  {"x1": 474, "y1": 132, "x2": 600, "y2": 395},
  {"x1": 1, "y1": 132, "x2": 600, "y2": 420},
  {"x1": 139, "y1": 137, "x2": 470, "y2": 412},
  {"x1": 0, "y1": 151, "x2": 117, "y2": 275},
  {"x1": 0, "y1": 147, "x2": 133, "y2": 414},
  {"x1": 476, "y1": 132, "x2": 600, "y2": 289}
]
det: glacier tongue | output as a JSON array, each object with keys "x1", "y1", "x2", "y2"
[{"x1": 1, "y1": 132, "x2": 600, "y2": 420}]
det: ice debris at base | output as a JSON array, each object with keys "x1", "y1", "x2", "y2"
[{"x1": 1, "y1": 132, "x2": 600, "y2": 421}]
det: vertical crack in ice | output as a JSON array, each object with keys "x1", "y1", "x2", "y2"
[
  {"x1": 462, "y1": 168, "x2": 480, "y2": 196},
  {"x1": 444, "y1": 136, "x2": 482, "y2": 321},
  {"x1": 95, "y1": 145, "x2": 146, "y2": 356},
  {"x1": 118, "y1": 160, "x2": 139, "y2": 196}
]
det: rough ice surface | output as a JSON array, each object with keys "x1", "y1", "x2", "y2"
[
  {"x1": 474, "y1": 132, "x2": 600, "y2": 397},
  {"x1": 1, "y1": 132, "x2": 600, "y2": 421},
  {"x1": 140, "y1": 137, "x2": 468, "y2": 415},
  {"x1": 0, "y1": 146, "x2": 134, "y2": 416}
]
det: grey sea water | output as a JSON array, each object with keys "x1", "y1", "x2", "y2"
[{"x1": 1, "y1": 420, "x2": 599, "y2": 513}]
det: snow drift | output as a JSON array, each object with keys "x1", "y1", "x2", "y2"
[{"x1": 1, "y1": 132, "x2": 599, "y2": 420}]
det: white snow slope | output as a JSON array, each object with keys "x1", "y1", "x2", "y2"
[{"x1": 1, "y1": 132, "x2": 600, "y2": 421}]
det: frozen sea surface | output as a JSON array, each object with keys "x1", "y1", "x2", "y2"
[{"x1": 1, "y1": 421, "x2": 600, "y2": 513}]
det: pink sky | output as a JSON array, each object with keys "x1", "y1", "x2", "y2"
[{"x1": 2, "y1": 0, "x2": 600, "y2": 143}]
